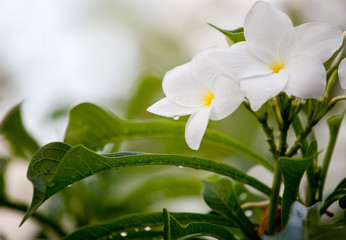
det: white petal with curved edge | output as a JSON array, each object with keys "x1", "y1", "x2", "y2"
[
  {"x1": 279, "y1": 22, "x2": 343, "y2": 62},
  {"x1": 185, "y1": 107, "x2": 211, "y2": 150},
  {"x1": 210, "y1": 75, "x2": 245, "y2": 121},
  {"x1": 209, "y1": 42, "x2": 272, "y2": 79},
  {"x1": 241, "y1": 70, "x2": 288, "y2": 111},
  {"x1": 190, "y1": 47, "x2": 225, "y2": 88},
  {"x1": 284, "y1": 54, "x2": 326, "y2": 98},
  {"x1": 163, "y1": 62, "x2": 207, "y2": 107},
  {"x1": 244, "y1": 1, "x2": 293, "y2": 62},
  {"x1": 147, "y1": 97, "x2": 201, "y2": 117},
  {"x1": 338, "y1": 58, "x2": 346, "y2": 89}
]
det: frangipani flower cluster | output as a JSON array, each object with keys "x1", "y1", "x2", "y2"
[{"x1": 148, "y1": 1, "x2": 344, "y2": 150}]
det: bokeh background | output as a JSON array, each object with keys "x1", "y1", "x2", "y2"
[{"x1": 0, "y1": 0, "x2": 346, "y2": 239}]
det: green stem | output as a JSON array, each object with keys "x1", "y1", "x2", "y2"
[
  {"x1": 0, "y1": 198, "x2": 66, "y2": 237},
  {"x1": 266, "y1": 163, "x2": 282, "y2": 235}
]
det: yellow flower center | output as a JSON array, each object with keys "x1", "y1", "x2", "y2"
[
  {"x1": 271, "y1": 62, "x2": 285, "y2": 73},
  {"x1": 202, "y1": 91, "x2": 215, "y2": 107}
]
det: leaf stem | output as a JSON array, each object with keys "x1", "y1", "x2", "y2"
[
  {"x1": 0, "y1": 198, "x2": 66, "y2": 237},
  {"x1": 266, "y1": 162, "x2": 282, "y2": 235}
]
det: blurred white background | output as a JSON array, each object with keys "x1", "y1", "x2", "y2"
[{"x1": 0, "y1": 0, "x2": 345, "y2": 239}]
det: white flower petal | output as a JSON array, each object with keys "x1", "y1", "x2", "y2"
[
  {"x1": 338, "y1": 58, "x2": 346, "y2": 89},
  {"x1": 185, "y1": 107, "x2": 211, "y2": 150},
  {"x1": 279, "y1": 22, "x2": 343, "y2": 62},
  {"x1": 244, "y1": 1, "x2": 293, "y2": 62},
  {"x1": 190, "y1": 47, "x2": 224, "y2": 88},
  {"x1": 209, "y1": 42, "x2": 272, "y2": 79},
  {"x1": 163, "y1": 62, "x2": 206, "y2": 107},
  {"x1": 210, "y1": 75, "x2": 245, "y2": 121},
  {"x1": 241, "y1": 70, "x2": 288, "y2": 111},
  {"x1": 147, "y1": 97, "x2": 201, "y2": 118},
  {"x1": 284, "y1": 54, "x2": 326, "y2": 98}
]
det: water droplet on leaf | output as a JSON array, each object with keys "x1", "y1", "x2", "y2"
[
  {"x1": 67, "y1": 184, "x2": 72, "y2": 188},
  {"x1": 178, "y1": 166, "x2": 183, "y2": 168},
  {"x1": 245, "y1": 210, "x2": 253, "y2": 217},
  {"x1": 144, "y1": 226, "x2": 151, "y2": 231},
  {"x1": 120, "y1": 232, "x2": 127, "y2": 237},
  {"x1": 239, "y1": 193, "x2": 247, "y2": 201},
  {"x1": 173, "y1": 115, "x2": 180, "y2": 120}
]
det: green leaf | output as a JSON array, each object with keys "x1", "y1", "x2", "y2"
[
  {"x1": 64, "y1": 211, "x2": 234, "y2": 240},
  {"x1": 126, "y1": 72, "x2": 163, "y2": 119},
  {"x1": 202, "y1": 178, "x2": 259, "y2": 240},
  {"x1": 0, "y1": 103, "x2": 40, "y2": 158},
  {"x1": 208, "y1": 24, "x2": 245, "y2": 45},
  {"x1": 336, "y1": 177, "x2": 346, "y2": 190},
  {"x1": 319, "y1": 112, "x2": 345, "y2": 200},
  {"x1": 64, "y1": 103, "x2": 273, "y2": 171},
  {"x1": 22, "y1": 142, "x2": 272, "y2": 225},
  {"x1": 320, "y1": 189, "x2": 346, "y2": 214},
  {"x1": 163, "y1": 209, "x2": 236, "y2": 240},
  {"x1": 278, "y1": 142, "x2": 317, "y2": 227}
]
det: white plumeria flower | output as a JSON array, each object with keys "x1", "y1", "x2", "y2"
[
  {"x1": 210, "y1": 1, "x2": 343, "y2": 111},
  {"x1": 338, "y1": 58, "x2": 346, "y2": 89},
  {"x1": 147, "y1": 48, "x2": 245, "y2": 150}
]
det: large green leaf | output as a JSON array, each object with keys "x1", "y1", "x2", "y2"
[
  {"x1": 64, "y1": 103, "x2": 273, "y2": 171},
  {"x1": 0, "y1": 103, "x2": 40, "y2": 158},
  {"x1": 278, "y1": 142, "x2": 317, "y2": 227},
  {"x1": 163, "y1": 209, "x2": 236, "y2": 240},
  {"x1": 202, "y1": 178, "x2": 259, "y2": 240},
  {"x1": 22, "y1": 142, "x2": 272, "y2": 225},
  {"x1": 64, "y1": 211, "x2": 234, "y2": 240},
  {"x1": 126, "y1": 73, "x2": 162, "y2": 119},
  {"x1": 319, "y1": 112, "x2": 345, "y2": 200},
  {"x1": 208, "y1": 24, "x2": 245, "y2": 45}
]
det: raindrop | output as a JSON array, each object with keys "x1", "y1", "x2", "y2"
[
  {"x1": 239, "y1": 193, "x2": 247, "y2": 201},
  {"x1": 173, "y1": 115, "x2": 180, "y2": 120},
  {"x1": 144, "y1": 226, "x2": 151, "y2": 231},
  {"x1": 178, "y1": 166, "x2": 183, "y2": 168},
  {"x1": 120, "y1": 232, "x2": 127, "y2": 237},
  {"x1": 67, "y1": 184, "x2": 72, "y2": 188},
  {"x1": 245, "y1": 210, "x2": 253, "y2": 217}
]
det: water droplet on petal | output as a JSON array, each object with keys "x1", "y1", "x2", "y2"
[
  {"x1": 245, "y1": 210, "x2": 253, "y2": 217},
  {"x1": 120, "y1": 232, "x2": 127, "y2": 237},
  {"x1": 173, "y1": 116, "x2": 180, "y2": 120},
  {"x1": 144, "y1": 226, "x2": 151, "y2": 231}
]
